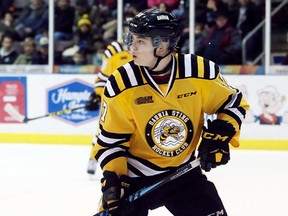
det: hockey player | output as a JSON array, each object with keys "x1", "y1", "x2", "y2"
[
  {"x1": 93, "y1": 8, "x2": 250, "y2": 216},
  {"x1": 85, "y1": 41, "x2": 133, "y2": 174}
]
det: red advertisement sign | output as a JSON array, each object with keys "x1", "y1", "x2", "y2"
[{"x1": 0, "y1": 77, "x2": 26, "y2": 123}]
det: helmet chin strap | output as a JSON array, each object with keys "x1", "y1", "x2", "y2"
[{"x1": 149, "y1": 48, "x2": 172, "y2": 71}]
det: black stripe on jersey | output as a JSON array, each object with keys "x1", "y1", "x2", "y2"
[
  {"x1": 111, "y1": 41, "x2": 124, "y2": 52},
  {"x1": 97, "y1": 151, "x2": 126, "y2": 169},
  {"x1": 178, "y1": 54, "x2": 185, "y2": 78},
  {"x1": 217, "y1": 93, "x2": 245, "y2": 126},
  {"x1": 203, "y1": 58, "x2": 210, "y2": 79},
  {"x1": 237, "y1": 107, "x2": 246, "y2": 127},
  {"x1": 104, "y1": 74, "x2": 121, "y2": 97},
  {"x1": 233, "y1": 92, "x2": 242, "y2": 107},
  {"x1": 97, "y1": 138, "x2": 130, "y2": 148},
  {"x1": 95, "y1": 81, "x2": 106, "y2": 88},
  {"x1": 217, "y1": 92, "x2": 243, "y2": 112},
  {"x1": 217, "y1": 93, "x2": 234, "y2": 112},
  {"x1": 130, "y1": 62, "x2": 144, "y2": 85},
  {"x1": 191, "y1": 54, "x2": 198, "y2": 77},
  {"x1": 221, "y1": 109, "x2": 242, "y2": 126},
  {"x1": 118, "y1": 66, "x2": 132, "y2": 88},
  {"x1": 127, "y1": 152, "x2": 170, "y2": 172},
  {"x1": 128, "y1": 163, "x2": 146, "y2": 176},
  {"x1": 99, "y1": 124, "x2": 131, "y2": 140}
]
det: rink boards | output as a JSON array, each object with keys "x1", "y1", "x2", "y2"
[{"x1": 1, "y1": 74, "x2": 288, "y2": 150}]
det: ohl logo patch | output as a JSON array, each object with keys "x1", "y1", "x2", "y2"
[
  {"x1": 47, "y1": 79, "x2": 99, "y2": 125},
  {"x1": 145, "y1": 110, "x2": 193, "y2": 157}
]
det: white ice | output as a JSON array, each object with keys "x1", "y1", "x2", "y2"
[{"x1": 0, "y1": 143, "x2": 287, "y2": 216}]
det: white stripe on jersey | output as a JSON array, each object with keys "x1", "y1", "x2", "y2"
[
  {"x1": 92, "y1": 135, "x2": 98, "y2": 145},
  {"x1": 98, "y1": 133, "x2": 127, "y2": 145},
  {"x1": 106, "y1": 80, "x2": 116, "y2": 96},
  {"x1": 184, "y1": 54, "x2": 192, "y2": 77},
  {"x1": 98, "y1": 72, "x2": 109, "y2": 81},
  {"x1": 111, "y1": 41, "x2": 122, "y2": 52},
  {"x1": 97, "y1": 147, "x2": 125, "y2": 165},
  {"x1": 104, "y1": 49, "x2": 112, "y2": 58},
  {"x1": 126, "y1": 153, "x2": 193, "y2": 177},
  {"x1": 229, "y1": 107, "x2": 245, "y2": 122},
  {"x1": 209, "y1": 61, "x2": 216, "y2": 78},
  {"x1": 224, "y1": 92, "x2": 245, "y2": 121},
  {"x1": 94, "y1": 81, "x2": 106, "y2": 88},
  {"x1": 127, "y1": 157, "x2": 167, "y2": 177},
  {"x1": 123, "y1": 63, "x2": 138, "y2": 86}
]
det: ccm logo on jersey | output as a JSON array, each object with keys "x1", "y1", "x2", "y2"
[
  {"x1": 202, "y1": 132, "x2": 229, "y2": 141},
  {"x1": 134, "y1": 96, "x2": 154, "y2": 105},
  {"x1": 207, "y1": 209, "x2": 225, "y2": 216},
  {"x1": 177, "y1": 91, "x2": 197, "y2": 98}
]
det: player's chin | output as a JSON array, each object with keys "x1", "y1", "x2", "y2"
[
  {"x1": 133, "y1": 58, "x2": 142, "y2": 66},
  {"x1": 134, "y1": 59, "x2": 150, "y2": 67}
]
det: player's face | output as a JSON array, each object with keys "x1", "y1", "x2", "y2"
[{"x1": 129, "y1": 34, "x2": 156, "y2": 67}]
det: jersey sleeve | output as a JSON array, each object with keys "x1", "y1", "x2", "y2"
[
  {"x1": 93, "y1": 73, "x2": 135, "y2": 176},
  {"x1": 201, "y1": 71, "x2": 250, "y2": 147}
]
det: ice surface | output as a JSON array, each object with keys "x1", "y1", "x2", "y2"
[{"x1": 0, "y1": 143, "x2": 287, "y2": 216}]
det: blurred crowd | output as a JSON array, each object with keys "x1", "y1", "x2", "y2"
[{"x1": 0, "y1": 0, "x2": 287, "y2": 66}]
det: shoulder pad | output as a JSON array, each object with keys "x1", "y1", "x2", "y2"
[
  {"x1": 178, "y1": 54, "x2": 219, "y2": 80},
  {"x1": 104, "y1": 61, "x2": 144, "y2": 97}
]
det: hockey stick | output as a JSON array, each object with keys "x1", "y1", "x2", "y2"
[
  {"x1": 4, "y1": 103, "x2": 86, "y2": 123},
  {"x1": 93, "y1": 157, "x2": 201, "y2": 216}
]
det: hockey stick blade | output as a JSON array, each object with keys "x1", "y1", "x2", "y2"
[
  {"x1": 93, "y1": 158, "x2": 201, "y2": 216},
  {"x1": 4, "y1": 103, "x2": 25, "y2": 122}
]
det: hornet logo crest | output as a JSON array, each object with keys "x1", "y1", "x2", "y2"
[{"x1": 145, "y1": 110, "x2": 193, "y2": 157}]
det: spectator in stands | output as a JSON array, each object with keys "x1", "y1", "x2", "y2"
[
  {"x1": 230, "y1": 0, "x2": 263, "y2": 63},
  {"x1": 13, "y1": 37, "x2": 39, "y2": 65},
  {"x1": 0, "y1": 0, "x2": 14, "y2": 19},
  {"x1": 171, "y1": 0, "x2": 187, "y2": 18},
  {"x1": 147, "y1": 0, "x2": 180, "y2": 12},
  {"x1": 205, "y1": 0, "x2": 229, "y2": 27},
  {"x1": 61, "y1": 13, "x2": 95, "y2": 63},
  {"x1": 196, "y1": 10, "x2": 242, "y2": 65},
  {"x1": 65, "y1": 50, "x2": 88, "y2": 65},
  {"x1": 92, "y1": 0, "x2": 118, "y2": 42},
  {"x1": 32, "y1": 36, "x2": 49, "y2": 64},
  {"x1": 93, "y1": 0, "x2": 117, "y2": 18},
  {"x1": 74, "y1": 14, "x2": 95, "y2": 54},
  {"x1": 0, "y1": 12, "x2": 18, "y2": 40},
  {"x1": 180, "y1": 22, "x2": 205, "y2": 54},
  {"x1": 14, "y1": 0, "x2": 48, "y2": 41},
  {"x1": 73, "y1": 0, "x2": 99, "y2": 32},
  {"x1": 54, "y1": 0, "x2": 75, "y2": 41},
  {"x1": 123, "y1": 0, "x2": 148, "y2": 13},
  {"x1": 0, "y1": 34, "x2": 18, "y2": 64}
]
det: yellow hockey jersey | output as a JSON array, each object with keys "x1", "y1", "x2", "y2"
[
  {"x1": 94, "y1": 41, "x2": 133, "y2": 96},
  {"x1": 94, "y1": 54, "x2": 250, "y2": 177}
]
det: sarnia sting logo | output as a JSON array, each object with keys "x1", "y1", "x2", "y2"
[{"x1": 145, "y1": 110, "x2": 193, "y2": 157}]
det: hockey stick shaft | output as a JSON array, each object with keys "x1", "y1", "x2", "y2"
[
  {"x1": 4, "y1": 102, "x2": 86, "y2": 123},
  {"x1": 94, "y1": 157, "x2": 201, "y2": 216},
  {"x1": 25, "y1": 106, "x2": 86, "y2": 122}
]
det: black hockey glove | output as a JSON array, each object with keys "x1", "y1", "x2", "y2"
[
  {"x1": 101, "y1": 171, "x2": 134, "y2": 216},
  {"x1": 85, "y1": 92, "x2": 101, "y2": 111},
  {"x1": 198, "y1": 119, "x2": 236, "y2": 172}
]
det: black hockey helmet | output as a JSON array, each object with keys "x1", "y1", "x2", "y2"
[{"x1": 126, "y1": 8, "x2": 180, "y2": 50}]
